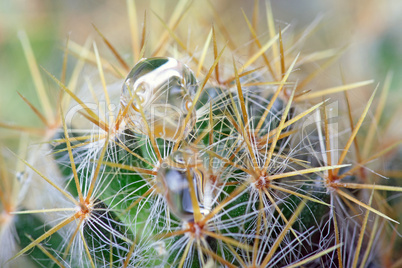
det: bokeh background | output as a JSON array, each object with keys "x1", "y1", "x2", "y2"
[{"x1": 1, "y1": 0, "x2": 402, "y2": 147}]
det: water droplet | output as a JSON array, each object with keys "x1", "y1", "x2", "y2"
[
  {"x1": 156, "y1": 148, "x2": 209, "y2": 221},
  {"x1": 120, "y1": 57, "x2": 198, "y2": 141}
]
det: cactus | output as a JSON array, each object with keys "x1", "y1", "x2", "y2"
[{"x1": 1, "y1": 1, "x2": 402, "y2": 267}]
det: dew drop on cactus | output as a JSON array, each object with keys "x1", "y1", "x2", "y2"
[
  {"x1": 156, "y1": 147, "x2": 209, "y2": 221},
  {"x1": 120, "y1": 57, "x2": 198, "y2": 141},
  {"x1": 6, "y1": 1, "x2": 402, "y2": 267}
]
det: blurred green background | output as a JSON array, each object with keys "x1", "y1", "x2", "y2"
[{"x1": 1, "y1": 0, "x2": 401, "y2": 148}]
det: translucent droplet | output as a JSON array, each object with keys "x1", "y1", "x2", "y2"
[
  {"x1": 156, "y1": 148, "x2": 209, "y2": 221},
  {"x1": 120, "y1": 57, "x2": 198, "y2": 141}
]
